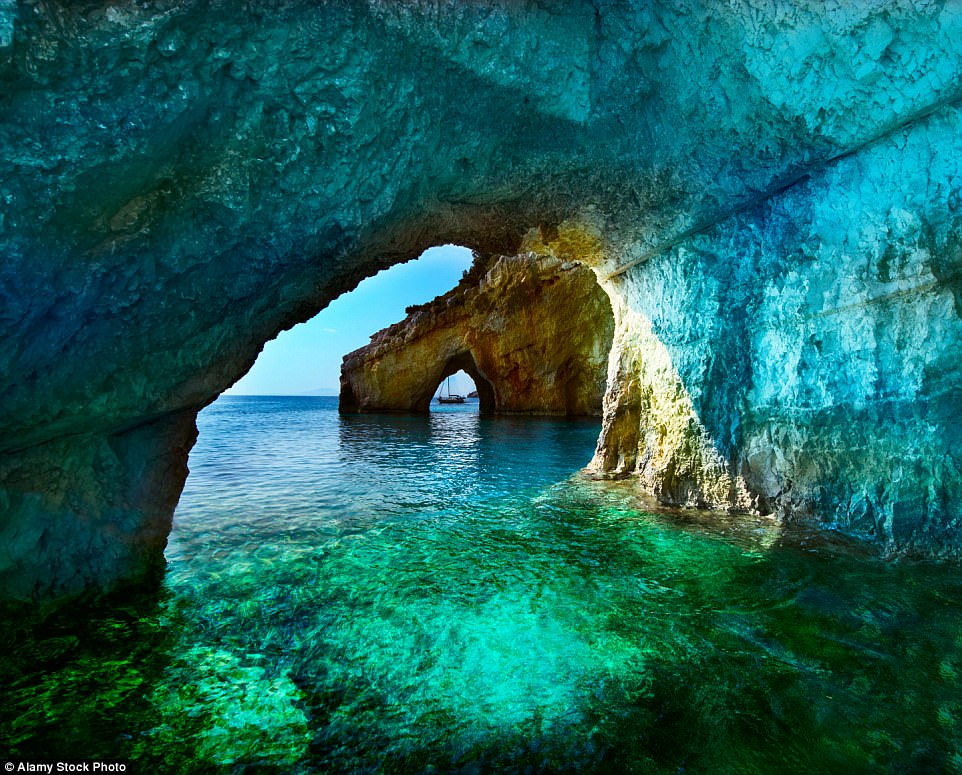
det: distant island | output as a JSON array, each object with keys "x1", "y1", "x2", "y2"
[
  {"x1": 225, "y1": 387, "x2": 340, "y2": 397},
  {"x1": 303, "y1": 387, "x2": 340, "y2": 396}
]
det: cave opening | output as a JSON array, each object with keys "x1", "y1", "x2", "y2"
[
  {"x1": 225, "y1": 245, "x2": 475, "y2": 398},
  {"x1": 429, "y1": 358, "x2": 495, "y2": 415},
  {"x1": 6, "y1": 8, "x2": 962, "y2": 770}
]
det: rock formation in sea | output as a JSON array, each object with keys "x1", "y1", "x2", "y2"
[
  {"x1": 2, "y1": 2, "x2": 961, "y2": 599},
  {"x1": 340, "y1": 254, "x2": 613, "y2": 416}
]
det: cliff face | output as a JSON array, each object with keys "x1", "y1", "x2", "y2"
[
  {"x1": 2, "y1": 2, "x2": 962, "y2": 599},
  {"x1": 340, "y1": 255, "x2": 613, "y2": 416},
  {"x1": 584, "y1": 107, "x2": 962, "y2": 553}
]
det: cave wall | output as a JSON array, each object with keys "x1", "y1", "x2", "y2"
[
  {"x1": 0, "y1": 411, "x2": 196, "y2": 600},
  {"x1": 582, "y1": 102, "x2": 962, "y2": 555},
  {"x1": 339, "y1": 254, "x2": 614, "y2": 416},
  {"x1": 1, "y1": 1, "x2": 962, "y2": 598}
]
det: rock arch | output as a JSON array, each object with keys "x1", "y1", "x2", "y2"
[
  {"x1": 339, "y1": 254, "x2": 613, "y2": 417},
  {"x1": 1, "y1": 3, "x2": 962, "y2": 600},
  {"x1": 340, "y1": 344, "x2": 498, "y2": 414},
  {"x1": 429, "y1": 353, "x2": 496, "y2": 414}
]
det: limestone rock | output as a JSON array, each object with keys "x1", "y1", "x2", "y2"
[
  {"x1": 2, "y1": 2, "x2": 962, "y2": 599},
  {"x1": 340, "y1": 254, "x2": 613, "y2": 416},
  {"x1": 585, "y1": 105, "x2": 962, "y2": 555},
  {"x1": 0, "y1": 412, "x2": 196, "y2": 600}
]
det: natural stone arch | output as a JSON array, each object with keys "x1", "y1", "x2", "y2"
[
  {"x1": 426, "y1": 352, "x2": 496, "y2": 414},
  {"x1": 1, "y1": 3, "x2": 962, "y2": 600},
  {"x1": 339, "y1": 253, "x2": 613, "y2": 417},
  {"x1": 339, "y1": 343, "x2": 498, "y2": 415}
]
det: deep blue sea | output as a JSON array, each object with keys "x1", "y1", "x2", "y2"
[{"x1": 3, "y1": 395, "x2": 962, "y2": 773}]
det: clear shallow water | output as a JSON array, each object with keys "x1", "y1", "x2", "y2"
[{"x1": 3, "y1": 396, "x2": 962, "y2": 773}]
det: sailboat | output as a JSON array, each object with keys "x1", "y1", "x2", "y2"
[{"x1": 436, "y1": 376, "x2": 465, "y2": 404}]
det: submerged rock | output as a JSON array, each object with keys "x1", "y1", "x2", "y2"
[
  {"x1": 1, "y1": 2, "x2": 962, "y2": 599},
  {"x1": 340, "y1": 254, "x2": 613, "y2": 416}
]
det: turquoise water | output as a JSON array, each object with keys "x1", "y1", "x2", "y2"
[{"x1": 3, "y1": 395, "x2": 962, "y2": 773}]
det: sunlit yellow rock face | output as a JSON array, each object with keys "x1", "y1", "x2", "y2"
[
  {"x1": 2, "y1": 2, "x2": 962, "y2": 599},
  {"x1": 588, "y1": 305, "x2": 755, "y2": 512},
  {"x1": 340, "y1": 255, "x2": 613, "y2": 416}
]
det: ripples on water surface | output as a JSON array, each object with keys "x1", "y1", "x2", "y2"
[{"x1": 3, "y1": 396, "x2": 962, "y2": 773}]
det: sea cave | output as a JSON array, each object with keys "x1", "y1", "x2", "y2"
[{"x1": 2, "y1": 2, "x2": 962, "y2": 771}]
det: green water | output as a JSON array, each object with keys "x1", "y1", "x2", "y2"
[{"x1": 3, "y1": 396, "x2": 962, "y2": 773}]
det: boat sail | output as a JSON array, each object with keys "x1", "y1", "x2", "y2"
[{"x1": 436, "y1": 375, "x2": 465, "y2": 404}]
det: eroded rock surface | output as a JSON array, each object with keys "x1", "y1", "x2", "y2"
[
  {"x1": 2, "y1": 1, "x2": 962, "y2": 598},
  {"x1": 340, "y1": 255, "x2": 613, "y2": 416},
  {"x1": 0, "y1": 411, "x2": 196, "y2": 601},
  {"x1": 583, "y1": 105, "x2": 962, "y2": 554}
]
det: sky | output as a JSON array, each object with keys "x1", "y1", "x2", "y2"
[{"x1": 225, "y1": 245, "x2": 478, "y2": 396}]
